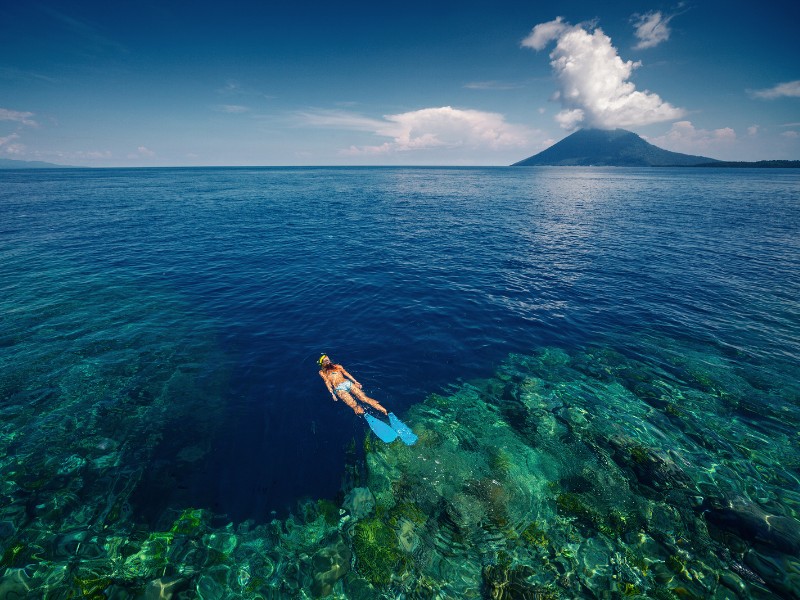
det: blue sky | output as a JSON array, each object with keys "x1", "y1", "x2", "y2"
[{"x1": 1, "y1": 1, "x2": 798, "y2": 166}]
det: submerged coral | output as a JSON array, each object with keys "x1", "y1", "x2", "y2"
[
  {"x1": 342, "y1": 487, "x2": 376, "y2": 521},
  {"x1": 2, "y1": 335, "x2": 798, "y2": 598},
  {"x1": 350, "y1": 516, "x2": 408, "y2": 586}
]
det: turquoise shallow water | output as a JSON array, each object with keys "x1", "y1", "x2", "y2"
[{"x1": 0, "y1": 166, "x2": 798, "y2": 598}]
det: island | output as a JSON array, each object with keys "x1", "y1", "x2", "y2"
[
  {"x1": 0, "y1": 158, "x2": 73, "y2": 169},
  {"x1": 512, "y1": 129, "x2": 800, "y2": 168}
]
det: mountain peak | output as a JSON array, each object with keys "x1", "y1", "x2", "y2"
[{"x1": 513, "y1": 128, "x2": 718, "y2": 167}]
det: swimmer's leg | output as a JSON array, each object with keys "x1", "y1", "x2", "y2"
[
  {"x1": 336, "y1": 390, "x2": 364, "y2": 415},
  {"x1": 351, "y1": 386, "x2": 388, "y2": 415}
]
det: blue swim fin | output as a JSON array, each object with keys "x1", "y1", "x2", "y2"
[
  {"x1": 364, "y1": 414, "x2": 399, "y2": 443},
  {"x1": 388, "y1": 412, "x2": 418, "y2": 446}
]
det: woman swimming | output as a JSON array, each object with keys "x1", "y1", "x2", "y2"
[{"x1": 318, "y1": 354, "x2": 388, "y2": 416}]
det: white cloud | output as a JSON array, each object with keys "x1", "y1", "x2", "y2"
[
  {"x1": 0, "y1": 132, "x2": 20, "y2": 148},
  {"x1": 300, "y1": 106, "x2": 534, "y2": 156},
  {"x1": 749, "y1": 80, "x2": 800, "y2": 99},
  {"x1": 521, "y1": 17, "x2": 571, "y2": 51},
  {"x1": 295, "y1": 109, "x2": 386, "y2": 132},
  {"x1": 747, "y1": 125, "x2": 759, "y2": 136},
  {"x1": 82, "y1": 150, "x2": 113, "y2": 159},
  {"x1": 25, "y1": 149, "x2": 112, "y2": 163},
  {"x1": 523, "y1": 18, "x2": 685, "y2": 130},
  {"x1": 1, "y1": 133, "x2": 24, "y2": 155},
  {"x1": 216, "y1": 104, "x2": 250, "y2": 114},
  {"x1": 464, "y1": 80, "x2": 525, "y2": 90},
  {"x1": 218, "y1": 80, "x2": 241, "y2": 94},
  {"x1": 631, "y1": 11, "x2": 673, "y2": 49},
  {"x1": 127, "y1": 146, "x2": 155, "y2": 159},
  {"x1": 782, "y1": 131, "x2": 799, "y2": 139},
  {"x1": 216, "y1": 80, "x2": 275, "y2": 101},
  {"x1": 0, "y1": 108, "x2": 38, "y2": 127},
  {"x1": 648, "y1": 121, "x2": 736, "y2": 155}
]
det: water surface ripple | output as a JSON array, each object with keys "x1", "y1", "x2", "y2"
[{"x1": 1, "y1": 166, "x2": 798, "y2": 523}]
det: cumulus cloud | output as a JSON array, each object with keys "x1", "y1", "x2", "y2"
[
  {"x1": 631, "y1": 11, "x2": 673, "y2": 49},
  {"x1": 522, "y1": 18, "x2": 685, "y2": 130},
  {"x1": 299, "y1": 106, "x2": 533, "y2": 156},
  {"x1": 521, "y1": 16, "x2": 571, "y2": 51},
  {"x1": 0, "y1": 107, "x2": 38, "y2": 127},
  {"x1": 648, "y1": 121, "x2": 736, "y2": 155},
  {"x1": 749, "y1": 80, "x2": 800, "y2": 99}
]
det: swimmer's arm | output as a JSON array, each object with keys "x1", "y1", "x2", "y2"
[{"x1": 340, "y1": 366, "x2": 361, "y2": 387}]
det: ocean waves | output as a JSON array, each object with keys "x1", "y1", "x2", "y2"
[{"x1": 0, "y1": 166, "x2": 798, "y2": 597}]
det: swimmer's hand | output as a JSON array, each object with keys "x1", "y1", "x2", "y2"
[{"x1": 331, "y1": 392, "x2": 337, "y2": 401}]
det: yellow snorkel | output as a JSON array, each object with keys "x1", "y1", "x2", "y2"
[{"x1": 318, "y1": 354, "x2": 329, "y2": 366}]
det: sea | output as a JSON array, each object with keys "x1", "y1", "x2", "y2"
[{"x1": 1, "y1": 166, "x2": 798, "y2": 598}]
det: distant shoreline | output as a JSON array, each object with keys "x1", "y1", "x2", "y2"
[
  {"x1": 2, "y1": 161, "x2": 800, "y2": 170},
  {"x1": 688, "y1": 160, "x2": 800, "y2": 168}
]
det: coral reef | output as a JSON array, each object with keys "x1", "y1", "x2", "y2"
[
  {"x1": 342, "y1": 487, "x2": 376, "y2": 521},
  {"x1": 2, "y1": 335, "x2": 799, "y2": 598},
  {"x1": 351, "y1": 516, "x2": 408, "y2": 586}
]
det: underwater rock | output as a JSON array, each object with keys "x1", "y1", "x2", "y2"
[
  {"x1": 0, "y1": 520, "x2": 15, "y2": 541},
  {"x1": 609, "y1": 438, "x2": 691, "y2": 494},
  {"x1": 624, "y1": 379, "x2": 670, "y2": 410},
  {"x1": 343, "y1": 487, "x2": 376, "y2": 521},
  {"x1": 495, "y1": 380, "x2": 539, "y2": 441},
  {"x1": 205, "y1": 531, "x2": 238, "y2": 555},
  {"x1": 743, "y1": 547, "x2": 800, "y2": 599},
  {"x1": 727, "y1": 562, "x2": 764, "y2": 585},
  {"x1": 91, "y1": 450, "x2": 121, "y2": 469},
  {"x1": 446, "y1": 491, "x2": 486, "y2": 529},
  {"x1": 196, "y1": 567, "x2": 227, "y2": 600},
  {"x1": 281, "y1": 513, "x2": 329, "y2": 551},
  {"x1": 482, "y1": 563, "x2": 557, "y2": 600},
  {"x1": 396, "y1": 518, "x2": 420, "y2": 553},
  {"x1": 309, "y1": 536, "x2": 352, "y2": 598},
  {"x1": 144, "y1": 576, "x2": 188, "y2": 599},
  {"x1": 719, "y1": 569, "x2": 749, "y2": 597},
  {"x1": 699, "y1": 498, "x2": 800, "y2": 554},
  {"x1": 464, "y1": 478, "x2": 511, "y2": 527},
  {"x1": 0, "y1": 568, "x2": 34, "y2": 599}
]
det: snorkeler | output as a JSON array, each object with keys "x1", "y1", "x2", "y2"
[{"x1": 318, "y1": 354, "x2": 388, "y2": 416}]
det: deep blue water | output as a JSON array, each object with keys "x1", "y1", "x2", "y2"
[{"x1": 1, "y1": 166, "x2": 798, "y2": 531}]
